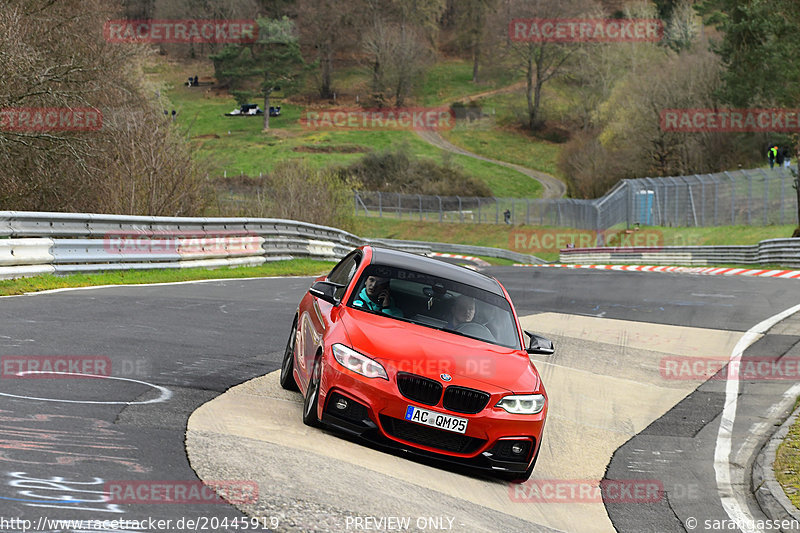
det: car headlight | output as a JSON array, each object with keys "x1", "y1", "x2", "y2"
[
  {"x1": 332, "y1": 344, "x2": 388, "y2": 380},
  {"x1": 496, "y1": 394, "x2": 546, "y2": 414}
]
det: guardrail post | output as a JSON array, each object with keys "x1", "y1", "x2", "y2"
[
  {"x1": 494, "y1": 197, "x2": 499, "y2": 224},
  {"x1": 780, "y1": 169, "x2": 786, "y2": 225},
  {"x1": 378, "y1": 191, "x2": 383, "y2": 218},
  {"x1": 437, "y1": 196, "x2": 443, "y2": 223},
  {"x1": 418, "y1": 194, "x2": 422, "y2": 221},
  {"x1": 695, "y1": 175, "x2": 706, "y2": 226},
  {"x1": 724, "y1": 171, "x2": 735, "y2": 224},
  {"x1": 477, "y1": 197, "x2": 482, "y2": 224},
  {"x1": 457, "y1": 196, "x2": 463, "y2": 223},
  {"x1": 397, "y1": 194, "x2": 401, "y2": 219},
  {"x1": 625, "y1": 180, "x2": 631, "y2": 229},
  {"x1": 758, "y1": 168, "x2": 770, "y2": 225},
  {"x1": 710, "y1": 174, "x2": 718, "y2": 226},
  {"x1": 526, "y1": 199, "x2": 530, "y2": 225}
]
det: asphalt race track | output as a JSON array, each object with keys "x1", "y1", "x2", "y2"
[{"x1": 0, "y1": 267, "x2": 798, "y2": 532}]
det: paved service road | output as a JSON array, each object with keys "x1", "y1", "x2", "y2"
[{"x1": 0, "y1": 267, "x2": 798, "y2": 532}]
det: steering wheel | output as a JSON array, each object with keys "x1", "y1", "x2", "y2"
[{"x1": 454, "y1": 322, "x2": 495, "y2": 341}]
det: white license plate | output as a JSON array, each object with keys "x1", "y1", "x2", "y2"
[{"x1": 404, "y1": 405, "x2": 468, "y2": 434}]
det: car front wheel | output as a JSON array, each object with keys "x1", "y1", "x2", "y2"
[
  {"x1": 279, "y1": 316, "x2": 299, "y2": 391},
  {"x1": 302, "y1": 357, "x2": 322, "y2": 427}
]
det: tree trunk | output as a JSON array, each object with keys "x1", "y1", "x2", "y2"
[
  {"x1": 472, "y1": 42, "x2": 480, "y2": 83},
  {"x1": 320, "y1": 43, "x2": 333, "y2": 99},
  {"x1": 526, "y1": 50, "x2": 534, "y2": 130},
  {"x1": 263, "y1": 93, "x2": 270, "y2": 131}
]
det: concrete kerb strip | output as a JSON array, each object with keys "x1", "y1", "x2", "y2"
[{"x1": 753, "y1": 402, "x2": 800, "y2": 526}]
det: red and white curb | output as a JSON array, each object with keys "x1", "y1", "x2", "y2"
[
  {"x1": 513, "y1": 263, "x2": 800, "y2": 279},
  {"x1": 430, "y1": 252, "x2": 491, "y2": 267}
]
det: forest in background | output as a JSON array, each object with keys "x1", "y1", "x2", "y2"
[{"x1": 2, "y1": 0, "x2": 799, "y2": 218}]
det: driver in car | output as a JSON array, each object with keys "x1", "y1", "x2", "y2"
[
  {"x1": 353, "y1": 276, "x2": 403, "y2": 317},
  {"x1": 447, "y1": 295, "x2": 476, "y2": 329}
]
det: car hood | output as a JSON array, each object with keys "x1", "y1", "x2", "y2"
[{"x1": 340, "y1": 309, "x2": 541, "y2": 394}]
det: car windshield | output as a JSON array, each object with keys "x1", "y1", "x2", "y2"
[{"x1": 347, "y1": 264, "x2": 521, "y2": 350}]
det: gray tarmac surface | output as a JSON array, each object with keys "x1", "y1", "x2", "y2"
[{"x1": 0, "y1": 267, "x2": 797, "y2": 532}]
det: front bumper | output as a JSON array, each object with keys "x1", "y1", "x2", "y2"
[{"x1": 318, "y1": 365, "x2": 545, "y2": 475}]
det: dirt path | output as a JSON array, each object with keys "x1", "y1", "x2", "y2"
[
  {"x1": 416, "y1": 129, "x2": 567, "y2": 199},
  {"x1": 418, "y1": 80, "x2": 567, "y2": 199}
]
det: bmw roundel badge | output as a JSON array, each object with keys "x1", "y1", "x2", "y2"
[{"x1": 440, "y1": 373, "x2": 452, "y2": 382}]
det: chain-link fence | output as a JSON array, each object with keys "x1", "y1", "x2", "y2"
[{"x1": 354, "y1": 166, "x2": 800, "y2": 229}]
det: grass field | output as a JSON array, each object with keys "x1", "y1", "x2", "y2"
[
  {"x1": 153, "y1": 57, "x2": 554, "y2": 198},
  {"x1": 0, "y1": 260, "x2": 335, "y2": 297},
  {"x1": 352, "y1": 218, "x2": 799, "y2": 262},
  {"x1": 775, "y1": 397, "x2": 800, "y2": 510}
]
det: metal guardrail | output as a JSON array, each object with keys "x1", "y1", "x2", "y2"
[
  {"x1": 560, "y1": 239, "x2": 800, "y2": 267},
  {"x1": 0, "y1": 211, "x2": 539, "y2": 280}
]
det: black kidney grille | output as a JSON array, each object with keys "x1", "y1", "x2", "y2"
[
  {"x1": 380, "y1": 415, "x2": 485, "y2": 454},
  {"x1": 396, "y1": 373, "x2": 442, "y2": 406},
  {"x1": 442, "y1": 386, "x2": 490, "y2": 414}
]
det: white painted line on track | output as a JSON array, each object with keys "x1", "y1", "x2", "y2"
[
  {"x1": 714, "y1": 303, "x2": 800, "y2": 533},
  {"x1": 0, "y1": 371, "x2": 173, "y2": 405}
]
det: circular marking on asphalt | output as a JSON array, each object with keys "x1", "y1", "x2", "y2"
[{"x1": 0, "y1": 371, "x2": 173, "y2": 405}]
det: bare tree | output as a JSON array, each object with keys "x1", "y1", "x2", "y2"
[
  {"x1": 493, "y1": 0, "x2": 597, "y2": 130},
  {"x1": 0, "y1": 0, "x2": 208, "y2": 215},
  {"x1": 450, "y1": 0, "x2": 497, "y2": 83},
  {"x1": 362, "y1": 19, "x2": 434, "y2": 107},
  {"x1": 295, "y1": 0, "x2": 360, "y2": 99},
  {"x1": 584, "y1": 48, "x2": 725, "y2": 182}
]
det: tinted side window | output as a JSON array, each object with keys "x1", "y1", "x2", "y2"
[{"x1": 327, "y1": 251, "x2": 361, "y2": 299}]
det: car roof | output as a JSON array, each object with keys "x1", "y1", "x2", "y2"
[{"x1": 367, "y1": 246, "x2": 505, "y2": 296}]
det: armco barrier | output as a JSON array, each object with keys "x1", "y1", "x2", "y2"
[
  {"x1": 0, "y1": 211, "x2": 541, "y2": 280},
  {"x1": 560, "y1": 238, "x2": 800, "y2": 267}
]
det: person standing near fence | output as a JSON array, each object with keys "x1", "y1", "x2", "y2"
[
  {"x1": 768, "y1": 145, "x2": 778, "y2": 168},
  {"x1": 776, "y1": 146, "x2": 785, "y2": 167}
]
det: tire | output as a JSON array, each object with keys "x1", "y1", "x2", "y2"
[
  {"x1": 279, "y1": 317, "x2": 299, "y2": 391},
  {"x1": 302, "y1": 357, "x2": 322, "y2": 428}
]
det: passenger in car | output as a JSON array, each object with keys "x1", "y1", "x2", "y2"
[
  {"x1": 352, "y1": 276, "x2": 404, "y2": 317},
  {"x1": 446, "y1": 295, "x2": 476, "y2": 329}
]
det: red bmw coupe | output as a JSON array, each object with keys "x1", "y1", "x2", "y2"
[{"x1": 280, "y1": 246, "x2": 551, "y2": 481}]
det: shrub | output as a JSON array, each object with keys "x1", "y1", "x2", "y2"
[{"x1": 338, "y1": 147, "x2": 491, "y2": 197}]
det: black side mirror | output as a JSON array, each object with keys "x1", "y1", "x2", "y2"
[
  {"x1": 309, "y1": 280, "x2": 344, "y2": 305},
  {"x1": 524, "y1": 331, "x2": 555, "y2": 355}
]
